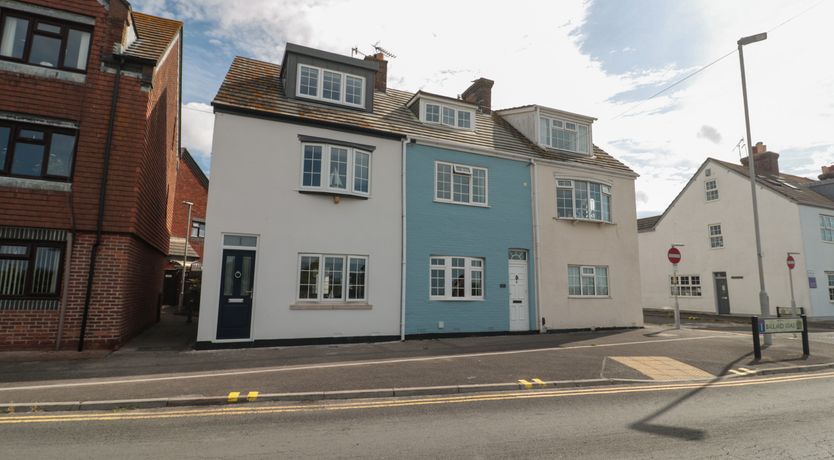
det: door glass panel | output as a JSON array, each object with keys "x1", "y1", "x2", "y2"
[
  {"x1": 223, "y1": 255, "x2": 235, "y2": 296},
  {"x1": 10, "y1": 143, "x2": 44, "y2": 176},
  {"x1": 47, "y1": 133, "x2": 76, "y2": 177},
  {"x1": 29, "y1": 35, "x2": 61, "y2": 67},
  {"x1": 241, "y1": 255, "x2": 253, "y2": 296},
  {"x1": 0, "y1": 17, "x2": 29, "y2": 58},
  {"x1": 223, "y1": 235, "x2": 257, "y2": 247},
  {"x1": 508, "y1": 249, "x2": 527, "y2": 261}
]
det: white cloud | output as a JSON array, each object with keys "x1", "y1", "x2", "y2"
[{"x1": 181, "y1": 102, "x2": 214, "y2": 162}]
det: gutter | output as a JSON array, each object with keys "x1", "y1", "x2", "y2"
[
  {"x1": 399, "y1": 137, "x2": 409, "y2": 341},
  {"x1": 530, "y1": 158, "x2": 543, "y2": 333},
  {"x1": 78, "y1": 55, "x2": 124, "y2": 351}
]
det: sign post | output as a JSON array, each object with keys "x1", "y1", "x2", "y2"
[
  {"x1": 787, "y1": 252, "x2": 799, "y2": 337},
  {"x1": 751, "y1": 315, "x2": 810, "y2": 361},
  {"x1": 668, "y1": 245, "x2": 683, "y2": 330}
]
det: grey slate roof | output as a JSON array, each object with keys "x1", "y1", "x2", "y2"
[
  {"x1": 712, "y1": 159, "x2": 834, "y2": 211},
  {"x1": 212, "y1": 56, "x2": 635, "y2": 175},
  {"x1": 637, "y1": 215, "x2": 662, "y2": 232}
]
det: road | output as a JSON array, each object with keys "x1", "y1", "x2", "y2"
[{"x1": 2, "y1": 370, "x2": 833, "y2": 459}]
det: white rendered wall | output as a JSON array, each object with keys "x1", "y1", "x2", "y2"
[
  {"x1": 197, "y1": 112, "x2": 403, "y2": 342},
  {"x1": 535, "y1": 162, "x2": 643, "y2": 330},
  {"x1": 799, "y1": 205, "x2": 834, "y2": 317},
  {"x1": 639, "y1": 160, "x2": 808, "y2": 315}
]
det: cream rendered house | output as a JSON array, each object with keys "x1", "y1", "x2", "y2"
[
  {"x1": 638, "y1": 144, "x2": 834, "y2": 318},
  {"x1": 497, "y1": 105, "x2": 644, "y2": 331}
]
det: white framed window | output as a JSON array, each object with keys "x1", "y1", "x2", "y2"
[
  {"x1": 705, "y1": 179, "x2": 719, "y2": 201},
  {"x1": 296, "y1": 64, "x2": 365, "y2": 108},
  {"x1": 821, "y1": 215, "x2": 834, "y2": 242},
  {"x1": 539, "y1": 116, "x2": 590, "y2": 154},
  {"x1": 709, "y1": 224, "x2": 724, "y2": 248},
  {"x1": 435, "y1": 161, "x2": 487, "y2": 206},
  {"x1": 568, "y1": 265, "x2": 609, "y2": 297},
  {"x1": 300, "y1": 143, "x2": 371, "y2": 197},
  {"x1": 556, "y1": 179, "x2": 612, "y2": 222},
  {"x1": 827, "y1": 272, "x2": 834, "y2": 302},
  {"x1": 430, "y1": 256, "x2": 484, "y2": 301},
  {"x1": 422, "y1": 101, "x2": 475, "y2": 130},
  {"x1": 297, "y1": 254, "x2": 367, "y2": 303},
  {"x1": 670, "y1": 275, "x2": 702, "y2": 297}
]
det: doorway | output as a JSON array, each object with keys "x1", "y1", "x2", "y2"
[
  {"x1": 216, "y1": 248, "x2": 256, "y2": 340},
  {"x1": 713, "y1": 272, "x2": 731, "y2": 314},
  {"x1": 508, "y1": 249, "x2": 530, "y2": 331}
]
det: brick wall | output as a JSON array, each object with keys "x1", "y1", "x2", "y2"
[{"x1": 171, "y1": 155, "x2": 209, "y2": 259}]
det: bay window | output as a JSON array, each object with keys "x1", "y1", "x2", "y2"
[
  {"x1": 435, "y1": 161, "x2": 487, "y2": 206},
  {"x1": 297, "y1": 254, "x2": 367, "y2": 303},
  {"x1": 430, "y1": 256, "x2": 484, "y2": 301},
  {"x1": 556, "y1": 179, "x2": 611, "y2": 222},
  {"x1": 0, "y1": 12, "x2": 92, "y2": 72},
  {"x1": 300, "y1": 142, "x2": 371, "y2": 197}
]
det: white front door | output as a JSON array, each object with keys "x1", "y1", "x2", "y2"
[{"x1": 508, "y1": 250, "x2": 529, "y2": 331}]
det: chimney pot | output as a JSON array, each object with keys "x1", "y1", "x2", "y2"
[
  {"x1": 820, "y1": 165, "x2": 834, "y2": 181},
  {"x1": 461, "y1": 77, "x2": 494, "y2": 114}
]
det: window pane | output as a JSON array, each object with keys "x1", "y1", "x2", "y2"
[
  {"x1": 31, "y1": 247, "x2": 61, "y2": 295},
  {"x1": 574, "y1": 181, "x2": 589, "y2": 219},
  {"x1": 602, "y1": 193, "x2": 611, "y2": 222},
  {"x1": 345, "y1": 75, "x2": 363, "y2": 105},
  {"x1": 64, "y1": 29, "x2": 90, "y2": 70},
  {"x1": 10, "y1": 143, "x2": 44, "y2": 177},
  {"x1": 348, "y1": 257, "x2": 366, "y2": 300},
  {"x1": 568, "y1": 266, "x2": 581, "y2": 296},
  {"x1": 329, "y1": 147, "x2": 348, "y2": 189},
  {"x1": 323, "y1": 256, "x2": 344, "y2": 300},
  {"x1": 508, "y1": 250, "x2": 527, "y2": 261},
  {"x1": 353, "y1": 151, "x2": 370, "y2": 193},
  {"x1": 471, "y1": 269, "x2": 482, "y2": 297},
  {"x1": 596, "y1": 267, "x2": 608, "y2": 296},
  {"x1": 452, "y1": 268, "x2": 465, "y2": 297},
  {"x1": 0, "y1": 17, "x2": 28, "y2": 59},
  {"x1": 223, "y1": 235, "x2": 257, "y2": 247},
  {"x1": 0, "y1": 245, "x2": 27, "y2": 256},
  {"x1": 47, "y1": 133, "x2": 76, "y2": 177},
  {"x1": 452, "y1": 172, "x2": 470, "y2": 203},
  {"x1": 302, "y1": 145, "x2": 322, "y2": 187},
  {"x1": 29, "y1": 34, "x2": 61, "y2": 67},
  {"x1": 222, "y1": 255, "x2": 234, "y2": 296},
  {"x1": 581, "y1": 272, "x2": 595, "y2": 296},
  {"x1": 472, "y1": 168, "x2": 486, "y2": 204},
  {"x1": 576, "y1": 124, "x2": 589, "y2": 154},
  {"x1": 589, "y1": 183, "x2": 602, "y2": 220},
  {"x1": 539, "y1": 118, "x2": 550, "y2": 146},
  {"x1": 0, "y1": 126, "x2": 10, "y2": 170},
  {"x1": 240, "y1": 256, "x2": 254, "y2": 296},
  {"x1": 299, "y1": 66, "x2": 318, "y2": 96},
  {"x1": 436, "y1": 163, "x2": 452, "y2": 200},
  {"x1": 553, "y1": 124, "x2": 577, "y2": 151},
  {"x1": 457, "y1": 111, "x2": 471, "y2": 129},
  {"x1": 37, "y1": 23, "x2": 61, "y2": 34},
  {"x1": 322, "y1": 70, "x2": 341, "y2": 101},
  {"x1": 557, "y1": 188, "x2": 573, "y2": 218},
  {"x1": 19, "y1": 129, "x2": 44, "y2": 141},
  {"x1": 298, "y1": 256, "x2": 319, "y2": 300},
  {"x1": 0, "y1": 258, "x2": 28, "y2": 296},
  {"x1": 442, "y1": 107, "x2": 455, "y2": 126},
  {"x1": 431, "y1": 268, "x2": 445, "y2": 296},
  {"x1": 426, "y1": 104, "x2": 440, "y2": 123}
]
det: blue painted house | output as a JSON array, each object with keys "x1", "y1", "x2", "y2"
[{"x1": 402, "y1": 85, "x2": 538, "y2": 335}]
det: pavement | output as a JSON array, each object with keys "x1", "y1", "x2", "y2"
[{"x1": 2, "y1": 309, "x2": 834, "y2": 412}]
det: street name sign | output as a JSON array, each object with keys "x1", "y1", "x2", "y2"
[{"x1": 758, "y1": 317, "x2": 803, "y2": 334}]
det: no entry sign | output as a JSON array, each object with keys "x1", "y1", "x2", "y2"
[
  {"x1": 787, "y1": 255, "x2": 796, "y2": 270},
  {"x1": 668, "y1": 247, "x2": 682, "y2": 265}
]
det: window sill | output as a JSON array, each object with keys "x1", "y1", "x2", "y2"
[
  {"x1": 433, "y1": 199, "x2": 489, "y2": 209},
  {"x1": 429, "y1": 298, "x2": 485, "y2": 302},
  {"x1": 290, "y1": 303, "x2": 372, "y2": 310},
  {"x1": 0, "y1": 176, "x2": 71, "y2": 192},
  {"x1": 567, "y1": 295, "x2": 612, "y2": 300},
  {"x1": 0, "y1": 60, "x2": 86, "y2": 84},
  {"x1": 298, "y1": 189, "x2": 369, "y2": 200},
  {"x1": 553, "y1": 217, "x2": 613, "y2": 226}
]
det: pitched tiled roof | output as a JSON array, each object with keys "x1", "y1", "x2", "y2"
[
  {"x1": 168, "y1": 237, "x2": 199, "y2": 259},
  {"x1": 713, "y1": 159, "x2": 834, "y2": 210},
  {"x1": 637, "y1": 215, "x2": 662, "y2": 232},
  {"x1": 213, "y1": 56, "x2": 636, "y2": 175},
  {"x1": 182, "y1": 148, "x2": 209, "y2": 189},
  {"x1": 123, "y1": 12, "x2": 182, "y2": 63}
]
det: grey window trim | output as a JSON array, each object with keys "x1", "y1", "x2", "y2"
[{"x1": 297, "y1": 135, "x2": 376, "y2": 152}]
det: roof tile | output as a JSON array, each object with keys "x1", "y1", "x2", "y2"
[{"x1": 123, "y1": 12, "x2": 182, "y2": 62}]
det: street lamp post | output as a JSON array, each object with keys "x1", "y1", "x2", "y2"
[
  {"x1": 179, "y1": 201, "x2": 194, "y2": 319},
  {"x1": 737, "y1": 32, "x2": 772, "y2": 345}
]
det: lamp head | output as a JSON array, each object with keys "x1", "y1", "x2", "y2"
[{"x1": 738, "y1": 32, "x2": 767, "y2": 46}]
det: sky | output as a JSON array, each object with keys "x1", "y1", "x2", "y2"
[{"x1": 132, "y1": 0, "x2": 834, "y2": 217}]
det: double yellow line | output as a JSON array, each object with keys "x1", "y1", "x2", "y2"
[{"x1": 2, "y1": 370, "x2": 832, "y2": 425}]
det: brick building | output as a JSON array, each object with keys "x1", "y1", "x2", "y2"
[
  {"x1": 0, "y1": 0, "x2": 182, "y2": 350},
  {"x1": 168, "y1": 148, "x2": 208, "y2": 264}
]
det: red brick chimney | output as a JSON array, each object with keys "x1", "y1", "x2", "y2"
[
  {"x1": 364, "y1": 53, "x2": 387, "y2": 93},
  {"x1": 740, "y1": 142, "x2": 780, "y2": 176},
  {"x1": 820, "y1": 165, "x2": 834, "y2": 181},
  {"x1": 461, "y1": 78, "x2": 494, "y2": 114}
]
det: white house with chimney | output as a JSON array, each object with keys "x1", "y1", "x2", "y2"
[{"x1": 638, "y1": 143, "x2": 834, "y2": 318}]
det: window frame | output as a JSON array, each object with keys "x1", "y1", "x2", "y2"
[
  {"x1": 567, "y1": 265, "x2": 609, "y2": 297},
  {"x1": 708, "y1": 223, "x2": 724, "y2": 249},
  {"x1": 820, "y1": 214, "x2": 834, "y2": 243},
  {"x1": 295, "y1": 253, "x2": 368, "y2": 304},
  {"x1": 827, "y1": 271, "x2": 834, "y2": 302},
  {"x1": 705, "y1": 178, "x2": 719, "y2": 202},
  {"x1": 670, "y1": 274, "x2": 703, "y2": 297},
  {"x1": 555, "y1": 178, "x2": 612, "y2": 223},
  {"x1": 295, "y1": 64, "x2": 365, "y2": 108},
  {"x1": 299, "y1": 142, "x2": 372, "y2": 197},
  {"x1": 0, "y1": 10, "x2": 93, "y2": 73},
  {"x1": 190, "y1": 219, "x2": 206, "y2": 239},
  {"x1": 0, "y1": 121, "x2": 78, "y2": 182},
  {"x1": 421, "y1": 101, "x2": 476, "y2": 131},
  {"x1": 539, "y1": 115, "x2": 591, "y2": 154},
  {"x1": 0, "y1": 240, "x2": 65, "y2": 300},
  {"x1": 429, "y1": 256, "x2": 485, "y2": 301},
  {"x1": 434, "y1": 161, "x2": 488, "y2": 207}
]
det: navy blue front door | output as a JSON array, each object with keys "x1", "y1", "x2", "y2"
[{"x1": 216, "y1": 249, "x2": 256, "y2": 340}]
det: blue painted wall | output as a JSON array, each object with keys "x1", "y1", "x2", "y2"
[{"x1": 405, "y1": 143, "x2": 536, "y2": 334}]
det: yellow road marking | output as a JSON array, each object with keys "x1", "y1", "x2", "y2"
[
  {"x1": 738, "y1": 367, "x2": 757, "y2": 374},
  {"x1": 2, "y1": 370, "x2": 833, "y2": 425},
  {"x1": 531, "y1": 378, "x2": 546, "y2": 388},
  {"x1": 729, "y1": 370, "x2": 746, "y2": 376},
  {"x1": 247, "y1": 391, "x2": 259, "y2": 402},
  {"x1": 518, "y1": 379, "x2": 533, "y2": 389},
  {"x1": 610, "y1": 356, "x2": 714, "y2": 380},
  {"x1": 227, "y1": 392, "x2": 240, "y2": 403}
]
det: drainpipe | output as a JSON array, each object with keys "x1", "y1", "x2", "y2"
[
  {"x1": 530, "y1": 158, "x2": 543, "y2": 333},
  {"x1": 399, "y1": 136, "x2": 409, "y2": 341},
  {"x1": 78, "y1": 56, "x2": 124, "y2": 351}
]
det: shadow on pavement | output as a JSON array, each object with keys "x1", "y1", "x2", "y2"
[{"x1": 628, "y1": 351, "x2": 753, "y2": 441}]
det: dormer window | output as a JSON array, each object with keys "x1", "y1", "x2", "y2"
[
  {"x1": 539, "y1": 116, "x2": 590, "y2": 154},
  {"x1": 422, "y1": 102, "x2": 475, "y2": 130},
  {"x1": 296, "y1": 64, "x2": 365, "y2": 108}
]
